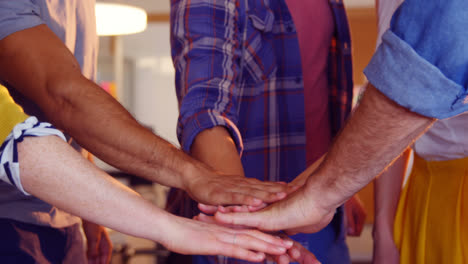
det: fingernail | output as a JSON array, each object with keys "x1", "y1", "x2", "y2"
[
  {"x1": 253, "y1": 198, "x2": 262, "y2": 204},
  {"x1": 292, "y1": 248, "x2": 300, "y2": 259},
  {"x1": 256, "y1": 252, "x2": 265, "y2": 260},
  {"x1": 284, "y1": 240, "x2": 293, "y2": 247},
  {"x1": 277, "y1": 247, "x2": 287, "y2": 253},
  {"x1": 276, "y1": 192, "x2": 286, "y2": 198}
]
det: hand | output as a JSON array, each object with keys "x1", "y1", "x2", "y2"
[
  {"x1": 184, "y1": 171, "x2": 291, "y2": 206},
  {"x1": 161, "y1": 215, "x2": 293, "y2": 262},
  {"x1": 82, "y1": 220, "x2": 112, "y2": 264},
  {"x1": 198, "y1": 202, "x2": 268, "y2": 216},
  {"x1": 194, "y1": 214, "x2": 320, "y2": 264},
  {"x1": 266, "y1": 234, "x2": 321, "y2": 264},
  {"x1": 345, "y1": 195, "x2": 367, "y2": 236},
  {"x1": 213, "y1": 186, "x2": 337, "y2": 235}
]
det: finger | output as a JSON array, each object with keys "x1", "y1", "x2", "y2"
[
  {"x1": 217, "y1": 205, "x2": 249, "y2": 213},
  {"x1": 285, "y1": 225, "x2": 320, "y2": 235},
  {"x1": 228, "y1": 188, "x2": 287, "y2": 204},
  {"x1": 215, "y1": 211, "x2": 265, "y2": 229},
  {"x1": 211, "y1": 191, "x2": 263, "y2": 206},
  {"x1": 224, "y1": 178, "x2": 288, "y2": 195},
  {"x1": 287, "y1": 184, "x2": 302, "y2": 193},
  {"x1": 245, "y1": 179, "x2": 290, "y2": 190},
  {"x1": 198, "y1": 203, "x2": 218, "y2": 214},
  {"x1": 216, "y1": 243, "x2": 265, "y2": 262},
  {"x1": 221, "y1": 233, "x2": 288, "y2": 256},
  {"x1": 300, "y1": 251, "x2": 321, "y2": 264},
  {"x1": 289, "y1": 246, "x2": 301, "y2": 260},
  {"x1": 266, "y1": 253, "x2": 292, "y2": 264},
  {"x1": 239, "y1": 230, "x2": 293, "y2": 248},
  {"x1": 196, "y1": 213, "x2": 251, "y2": 229},
  {"x1": 196, "y1": 213, "x2": 230, "y2": 226},
  {"x1": 277, "y1": 254, "x2": 292, "y2": 264},
  {"x1": 248, "y1": 203, "x2": 268, "y2": 212}
]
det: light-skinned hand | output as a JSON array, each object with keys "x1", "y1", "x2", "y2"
[
  {"x1": 194, "y1": 213, "x2": 320, "y2": 264},
  {"x1": 213, "y1": 186, "x2": 336, "y2": 236},
  {"x1": 161, "y1": 215, "x2": 293, "y2": 262}
]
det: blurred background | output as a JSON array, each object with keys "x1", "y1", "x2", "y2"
[{"x1": 94, "y1": 0, "x2": 378, "y2": 263}]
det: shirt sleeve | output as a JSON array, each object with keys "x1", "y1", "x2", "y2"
[
  {"x1": 364, "y1": 0, "x2": 468, "y2": 119},
  {"x1": 0, "y1": 117, "x2": 66, "y2": 195},
  {"x1": 171, "y1": 0, "x2": 243, "y2": 154},
  {"x1": 0, "y1": 0, "x2": 44, "y2": 41}
]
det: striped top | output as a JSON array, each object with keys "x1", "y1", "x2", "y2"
[{"x1": 0, "y1": 85, "x2": 66, "y2": 195}]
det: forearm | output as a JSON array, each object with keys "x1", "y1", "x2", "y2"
[
  {"x1": 305, "y1": 84, "x2": 435, "y2": 210},
  {"x1": 373, "y1": 148, "x2": 410, "y2": 235},
  {"x1": 48, "y1": 76, "x2": 193, "y2": 189},
  {"x1": 0, "y1": 24, "x2": 205, "y2": 190},
  {"x1": 191, "y1": 126, "x2": 244, "y2": 175},
  {"x1": 18, "y1": 135, "x2": 172, "y2": 242}
]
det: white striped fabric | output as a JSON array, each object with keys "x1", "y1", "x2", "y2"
[{"x1": 0, "y1": 116, "x2": 66, "y2": 195}]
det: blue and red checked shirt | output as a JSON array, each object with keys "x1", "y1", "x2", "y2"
[
  {"x1": 171, "y1": 0, "x2": 353, "y2": 262},
  {"x1": 171, "y1": 0, "x2": 352, "y2": 181}
]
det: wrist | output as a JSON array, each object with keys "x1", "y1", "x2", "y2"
[
  {"x1": 179, "y1": 157, "x2": 211, "y2": 192},
  {"x1": 303, "y1": 171, "x2": 346, "y2": 214},
  {"x1": 148, "y1": 210, "x2": 174, "y2": 247},
  {"x1": 373, "y1": 218, "x2": 394, "y2": 238}
]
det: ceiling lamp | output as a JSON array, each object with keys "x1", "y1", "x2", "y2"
[{"x1": 95, "y1": 3, "x2": 147, "y2": 36}]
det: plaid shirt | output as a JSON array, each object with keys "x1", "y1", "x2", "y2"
[{"x1": 171, "y1": 0, "x2": 353, "y2": 262}]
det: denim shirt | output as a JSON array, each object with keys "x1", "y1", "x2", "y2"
[{"x1": 364, "y1": 0, "x2": 468, "y2": 119}]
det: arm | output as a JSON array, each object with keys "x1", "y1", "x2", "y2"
[
  {"x1": 17, "y1": 135, "x2": 292, "y2": 261},
  {"x1": 192, "y1": 127, "x2": 287, "y2": 203},
  {"x1": 215, "y1": 0, "x2": 468, "y2": 234},
  {"x1": 290, "y1": 154, "x2": 367, "y2": 237},
  {"x1": 214, "y1": 84, "x2": 434, "y2": 233},
  {"x1": 372, "y1": 148, "x2": 410, "y2": 264},
  {"x1": 0, "y1": 24, "x2": 287, "y2": 206},
  {"x1": 191, "y1": 126, "x2": 245, "y2": 176}
]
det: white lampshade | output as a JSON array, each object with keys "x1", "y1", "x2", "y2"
[{"x1": 95, "y1": 3, "x2": 147, "y2": 36}]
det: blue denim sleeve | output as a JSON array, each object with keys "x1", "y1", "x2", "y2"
[
  {"x1": 0, "y1": 1, "x2": 44, "y2": 41},
  {"x1": 364, "y1": 0, "x2": 468, "y2": 119}
]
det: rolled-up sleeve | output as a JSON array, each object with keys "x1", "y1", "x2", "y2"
[
  {"x1": 0, "y1": 117, "x2": 66, "y2": 195},
  {"x1": 171, "y1": 0, "x2": 243, "y2": 153},
  {"x1": 364, "y1": 0, "x2": 468, "y2": 119},
  {"x1": 0, "y1": 0, "x2": 44, "y2": 41}
]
